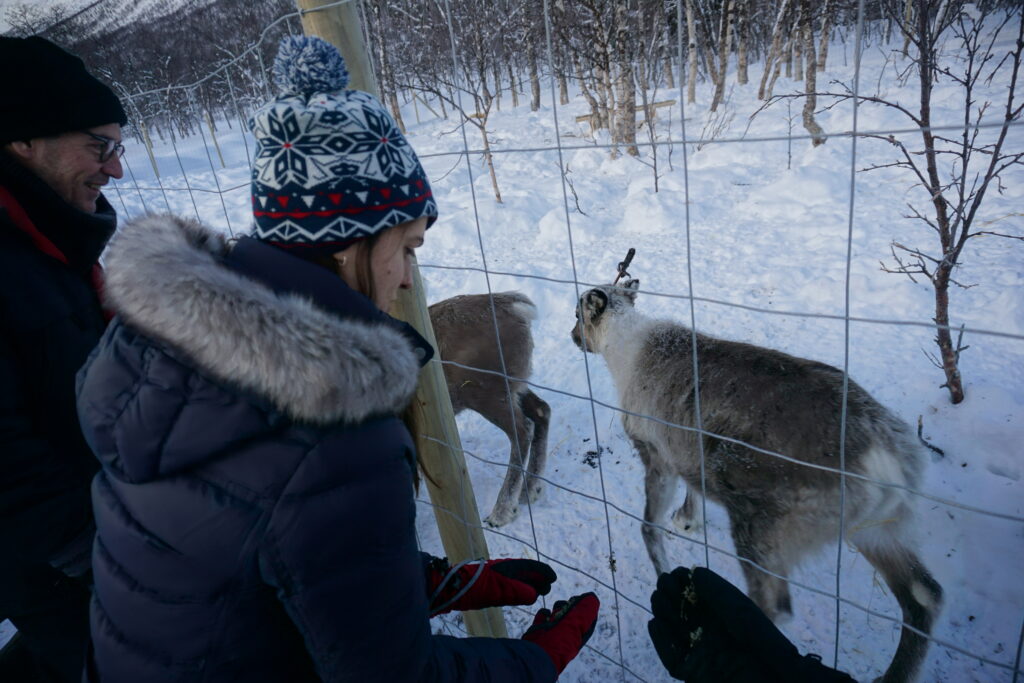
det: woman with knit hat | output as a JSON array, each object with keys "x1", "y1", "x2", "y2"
[{"x1": 75, "y1": 36, "x2": 598, "y2": 682}]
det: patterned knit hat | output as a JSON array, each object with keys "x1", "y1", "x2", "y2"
[{"x1": 248, "y1": 36, "x2": 437, "y2": 253}]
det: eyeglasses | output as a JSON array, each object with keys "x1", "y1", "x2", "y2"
[{"x1": 82, "y1": 131, "x2": 126, "y2": 163}]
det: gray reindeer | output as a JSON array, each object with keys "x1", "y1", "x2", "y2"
[
  {"x1": 570, "y1": 277, "x2": 942, "y2": 683},
  {"x1": 430, "y1": 292, "x2": 550, "y2": 528}
]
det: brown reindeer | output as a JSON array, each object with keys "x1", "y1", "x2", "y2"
[
  {"x1": 429, "y1": 292, "x2": 550, "y2": 527},
  {"x1": 570, "y1": 277, "x2": 943, "y2": 683}
]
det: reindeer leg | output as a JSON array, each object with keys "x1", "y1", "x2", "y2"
[
  {"x1": 518, "y1": 391, "x2": 550, "y2": 505},
  {"x1": 635, "y1": 440, "x2": 678, "y2": 577},
  {"x1": 728, "y1": 512, "x2": 794, "y2": 622},
  {"x1": 482, "y1": 396, "x2": 534, "y2": 528}
]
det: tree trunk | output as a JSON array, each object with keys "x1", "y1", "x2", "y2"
[
  {"x1": 933, "y1": 266, "x2": 965, "y2": 403},
  {"x1": 784, "y1": 34, "x2": 794, "y2": 78},
  {"x1": 709, "y1": 0, "x2": 735, "y2": 112},
  {"x1": 792, "y1": 8, "x2": 803, "y2": 78},
  {"x1": 662, "y1": 34, "x2": 676, "y2": 89},
  {"x1": 386, "y1": 87, "x2": 405, "y2": 133},
  {"x1": 686, "y1": 0, "x2": 698, "y2": 103},
  {"x1": 205, "y1": 109, "x2": 226, "y2": 167},
  {"x1": 508, "y1": 63, "x2": 519, "y2": 108},
  {"x1": 613, "y1": 4, "x2": 638, "y2": 156},
  {"x1": 574, "y1": 53, "x2": 604, "y2": 130},
  {"x1": 599, "y1": 64, "x2": 616, "y2": 140},
  {"x1": 141, "y1": 119, "x2": 160, "y2": 179},
  {"x1": 492, "y1": 63, "x2": 502, "y2": 111},
  {"x1": 480, "y1": 125, "x2": 502, "y2": 204},
  {"x1": 736, "y1": 0, "x2": 748, "y2": 85},
  {"x1": 376, "y1": 27, "x2": 405, "y2": 133},
  {"x1": 800, "y1": 0, "x2": 825, "y2": 146},
  {"x1": 528, "y1": 45, "x2": 541, "y2": 111},
  {"x1": 638, "y1": 68, "x2": 659, "y2": 191},
  {"x1": 901, "y1": 0, "x2": 914, "y2": 57},
  {"x1": 758, "y1": 0, "x2": 790, "y2": 99},
  {"x1": 915, "y1": 0, "x2": 963, "y2": 403},
  {"x1": 766, "y1": 59, "x2": 783, "y2": 100},
  {"x1": 817, "y1": 0, "x2": 834, "y2": 72},
  {"x1": 615, "y1": 71, "x2": 638, "y2": 156}
]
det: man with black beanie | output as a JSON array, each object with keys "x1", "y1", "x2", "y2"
[{"x1": 0, "y1": 35, "x2": 127, "y2": 682}]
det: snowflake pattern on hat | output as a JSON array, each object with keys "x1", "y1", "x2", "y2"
[{"x1": 249, "y1": 36, "x2": 437, "y2": 250}]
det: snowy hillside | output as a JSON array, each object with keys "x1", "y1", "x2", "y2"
[
  {"x1": 3, "y1": 12, "x2": 1022, "y2": 683},
  {"x1": 0, "y1": 0, "x2": 210, "y2": 36}
]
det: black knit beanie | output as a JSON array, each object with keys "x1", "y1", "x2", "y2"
[{"x1": 0, "y1": 36, "x2": 127, "y2": 143}]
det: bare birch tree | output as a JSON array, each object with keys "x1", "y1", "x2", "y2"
[
  {"x1": 759, "y1": 0, "x2": 792, "y2": 99},
  {"x1": 817, "y1": 0, "x2": 835, "y2": 72},
  {"x1": 852, "y1": 2, "x2": 1023, "y2": 404},
  {"x1": 800, "y1": 0, "x2": 826, "y2": 145},
  {"x1": 686, "y1": 0, "x2": 700, "y2": 103},
  {"x1": 613, "y1": 2, "x2": 639, "y2": 157},
  {"x1": 736, "y1": 0, "x2": 750, "y2": 85}
]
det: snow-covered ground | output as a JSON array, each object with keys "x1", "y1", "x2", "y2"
[{"x1": 4, "y1": 17, "x2": 1021, "y2": 683}]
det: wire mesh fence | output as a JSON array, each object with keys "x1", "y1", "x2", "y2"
[{"x1": 78, "y1": 0, "x2": 1024, "y2": 680}]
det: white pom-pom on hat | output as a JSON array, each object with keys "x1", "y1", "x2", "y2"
[{"x1": 273, "y1": 35, "x2": 350, "y2": 97}]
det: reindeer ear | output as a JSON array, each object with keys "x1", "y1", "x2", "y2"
[
  {"x1": 582, "y1": 288, "x2": 608, "y2": 320},
  {"x1": 621, "y1": 278, "x2": 639, "y2": 304}
]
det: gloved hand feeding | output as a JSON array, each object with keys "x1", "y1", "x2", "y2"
[
  {"x1": 424, "y1": 555, "x2": 556, "y2": 616},
  {"x1": 647, "y1": 566, "x2": 856, "y2": 683},
  {"x1": 522, "y1": 592, "x2": 600, "y2": 675}
]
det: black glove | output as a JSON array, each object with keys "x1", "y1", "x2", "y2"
[{"x1": 648, "y1": 566, "x2": 856, "y2": 683}]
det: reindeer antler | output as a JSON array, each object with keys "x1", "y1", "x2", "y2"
[{"x1": 612, "y1": 248, "x2": 635, "y2": 285}]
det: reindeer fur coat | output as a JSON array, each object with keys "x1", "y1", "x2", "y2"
[{"x1": 75, "y1": 214, "x2": 554, "y2": 683}]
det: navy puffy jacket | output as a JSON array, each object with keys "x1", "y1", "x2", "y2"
[{"x1": 76, "y1": 214, "x2": 555, "y2": 683}]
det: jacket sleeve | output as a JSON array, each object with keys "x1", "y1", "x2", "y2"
[
  {"x1": 258, "y1": 417, "x2": 555, "y2": 683},
  {"x1": 0, "y1": 333, "x2": 93, "y2": 566}
]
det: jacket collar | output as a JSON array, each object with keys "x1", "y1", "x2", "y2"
[
  {"x1": 223, "y1": 236, "x2": 433, "y2": 366},
  {"x1": 0, "y1": 150, "x2": 116, "y2": 272},
  {"x1": 101, "y1": 214, "x2": 426, "y2": 425}
]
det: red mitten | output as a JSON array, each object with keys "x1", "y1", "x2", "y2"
[
  {"x1": 521, "y1": 593, "x2": 600, "y2": 675},
  {"x1": 426, "y1": 556, "x2": 556, "y2": 616}
]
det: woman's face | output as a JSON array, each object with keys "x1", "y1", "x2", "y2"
[{"x1": 335, "y1": 217, "x2": 428, "y2": 311}]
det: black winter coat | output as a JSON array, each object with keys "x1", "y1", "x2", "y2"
[
  {"x1": 75, "y1": 214, "x2": 555, "y2": 683},
  {"x1": 0, "y1": 152, "x2": 114, "y2": 613}
]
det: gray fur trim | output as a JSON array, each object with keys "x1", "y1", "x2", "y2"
[{"x1": 101, "y1": 214, "x2": 419, "y2": 425}]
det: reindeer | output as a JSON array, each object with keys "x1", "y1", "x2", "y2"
[
  {"x1": 570, "y1": 277, "x2": 943, "y2": 683},
  {"x1": 429, "y1": 292, "x2": 550, "y2": 528}
]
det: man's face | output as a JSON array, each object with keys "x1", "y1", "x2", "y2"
[{"x1": 12, "y1": 123, "x2": 125, "y2": 213}]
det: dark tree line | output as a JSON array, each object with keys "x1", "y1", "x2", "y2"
[
  {"x1": 6, "y1": 0, "x2": 1019, "y2": 403},
  {"x1": 5, "y1": 0, "x2": 1017, "y2": 154},
  {"x1": 4, "y1": 0, "x2": 295, "y2": 145}
]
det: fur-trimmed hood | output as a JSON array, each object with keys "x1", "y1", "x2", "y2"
[{"x1": 98, "y1": 214, "x2": 420, "y2": 427}]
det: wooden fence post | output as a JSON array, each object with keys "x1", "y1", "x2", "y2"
[{"x1": 293, "y1": 0, "x2": 507, "y2": 639}]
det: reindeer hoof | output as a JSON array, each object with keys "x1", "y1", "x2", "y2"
[
  {"x1": 484, "y1": 505, "x2": 518, "y2": 528},
  {"x1": 770, "y1": 607, "x2": 794, "y2": 627},
  {"x1": 760, "y1": 594, "x2": 793, "y2": 625}
]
